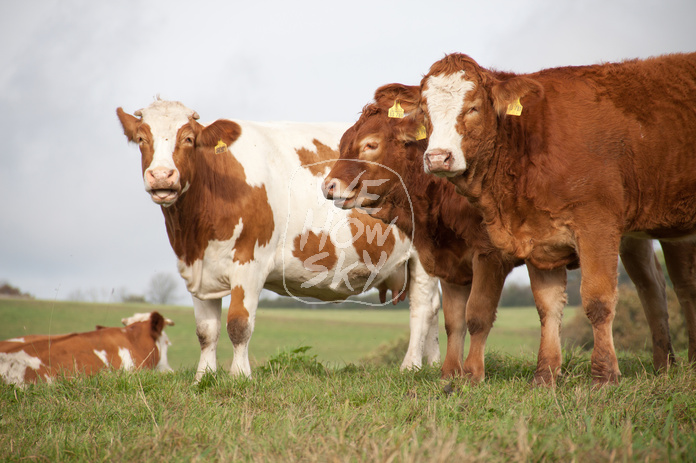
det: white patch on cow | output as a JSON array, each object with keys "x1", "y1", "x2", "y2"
[
  {"x1": 6, "y1": 337, "x2": 25, "y2": 343},
  {"x1": 0, "y1": 351, "x2": 42, "y2": 387},
  {"x1": 155, "y1": 331, "x2": 173, "y2": 372},
  {"x1": 423, "y1": 71, "x2": 474, "y2": 173},
  {"x1": 139, "y1": 100, "x2": 195, "y2": 185},
  {"x1": 93, "y1": 349, "x2": 109, "y2": 367},
  {"x1": 118, "y1": 348, "x2": 135, "y2": 371},
  {"x1": 231, "y1": 121, "x2": 350, "y2": 188}
]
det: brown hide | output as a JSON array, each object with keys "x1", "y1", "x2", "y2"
[
  {"x1": 0, "y1": 312, "x2": 166, "y2": 384},
  {"x1": 421, "y1": 52, "x2": 696, "y2": 384},
  {"x1": 324, "y1": 84, "x2": 519, "y2": 381}
]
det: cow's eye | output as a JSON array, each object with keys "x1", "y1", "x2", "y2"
[
  {"x1": 364, "y1": 143, "x2": 378, "y2": 151},
  {"x1": 467, "y1": 107, "x2": 478, "y2": 115},
  {"x1": 185, "y1": 137, "x2": 194, "y2": 144}
]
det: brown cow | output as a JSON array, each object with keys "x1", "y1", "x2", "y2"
[
  {"x1": 0, "y1": 311, "x2": 173, "y2": 386},
  {"x1": 324, "y1": 83, "x2": 678, "y2": 385},
  {"x1": 421, "y1": 52, "x2": 696, "y2": 385}
]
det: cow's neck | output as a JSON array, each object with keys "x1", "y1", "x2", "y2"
[
  {"x1": 451, "y1": 113, "x2": 549, "y2": 260},
  {"x1": 159, "y1": 150, "x2": 274, "y2": 267},
  {"x1": 372, "y1": 142, "x2": 483, "y2": 251}
]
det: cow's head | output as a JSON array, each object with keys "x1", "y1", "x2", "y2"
[
  {"x1": 122, "y1": 311, "x2": 175, "y2": 372},
  {"x1": 322, "y1": 84, "x2": 424, "y2": 210},
  {"x1": 116, "y1": 99, "x2": 241, "y2": 207},
  {"x1": 420, "y1": 53, "x2": 544, "y2": 178}
]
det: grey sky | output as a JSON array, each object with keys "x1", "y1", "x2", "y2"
[{"x1": 1, "y1": 0, "x2": 694, "y2": 302}]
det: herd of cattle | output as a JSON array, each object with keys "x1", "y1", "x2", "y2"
[{"x1": 2, "y1": 51, "x2": 695, "y2": 387}]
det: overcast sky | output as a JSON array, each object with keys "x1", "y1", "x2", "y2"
[{"x1": 1, "y1": 0, "x2": 694, "y2": 303}]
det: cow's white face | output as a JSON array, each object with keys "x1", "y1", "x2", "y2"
[
  {"x1": 137, "y1": 101, "x2": 197, "y2": 206},
  {"x1": 422, "y1": 71, "x2": 475, "y2": 176}
]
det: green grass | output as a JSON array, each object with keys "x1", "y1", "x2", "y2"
[
  {"x1": 1, "y1": 299, "x2": 694, "y2": 461},
  {"x1": 1, "y1": 350, "x2": 695, "y2": 462},
  {"x1": 0, "y1": 299, "x2": 578, "y2": 371}
]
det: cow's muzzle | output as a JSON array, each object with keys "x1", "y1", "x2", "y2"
[
  {"x1": 321, "y1": 177, "x2": 356, "y2": 208},
  {"x1": 145, "y1": 167, "x2": 181, "y2": 206}
]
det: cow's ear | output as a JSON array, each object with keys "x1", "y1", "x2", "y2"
[
  {"x1": 117, "y1": 107, "x2": 141, "y2": 142},
  {"x1": 395, "y1": 117, "x2": 425, "y2": 143},
  {"x1": 149, "y1": 311, "x2": 166, "y2": 337},
  {"x1": 490, "y1": 76, "x2": 544, "y2": 117},
  {"x1": 195, "y1": 119, "x2": 242, "y2": 148},
  {"x1": 374, "y1": 83, "x2": 420, "y2": 114}
]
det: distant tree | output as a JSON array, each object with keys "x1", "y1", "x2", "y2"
[
  {"x1": 147, "y1": 273, "x2": 180, "y2": 305},
  {"x1": 0, "y1": 281, "x2": 33, "y2": 299}
]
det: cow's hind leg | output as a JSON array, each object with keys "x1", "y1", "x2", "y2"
[
  {"x1": 193, "y1": 296, "x2": 222, "y2": 382},
  {"x1": 527, "y1": 264, "x2": 567, "y2": 387},
  {"x1": 620, "y1": 237, "x2": 675, "y2": 371},
  {"x1": 661, "y1": 240, "x2": 696, "y2": 365},
  {"x1": 401, "y1": 257, "x2": 441, "y2": 370}
]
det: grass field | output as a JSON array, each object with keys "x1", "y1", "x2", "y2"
[
  {"x1": 0, "y1": 298, "x2": 578, "y2": 370},
  {"x1": 2, "y1": 299, "x2": 695, "y2": 461}
]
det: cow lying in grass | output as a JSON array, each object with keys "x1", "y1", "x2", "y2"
[
  {"x1": 0, "y1": 311, "x2": 173, "y2": 386},
  {"x1": 324, "y1": 83, "x2": 677, "y2": 385}
]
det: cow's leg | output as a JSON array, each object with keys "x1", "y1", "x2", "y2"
[
  {"x1": 440, "y1": 281, "x2": 471, "y2": 378},
  {"x1": 620, "y1": 237, "x2": 675, "y2": 370},
  {"x1": 527, "y1": 264, "x2": 566, "y2": 386},
  {"x1": 661, "y1": 240, "x2": 696, "y2": 365},
  {"x1": 576, "y1": 231, "x2": 621, "y2": 385},
  {"x1": 192, "y1": 296, "x2": 222, "y2": 382},
  {"x1": 226, "y1": 283, "x2": 262, "y2": 378},
  {"x1": 460, "y1": 254, "x2": 506, "y2": 383},
  {"x1": 401, "y1": 257, "x2": 441, "y2": 369},
  {"x1": 424, "y1": 290, "x2": 442, "y2": 366}
]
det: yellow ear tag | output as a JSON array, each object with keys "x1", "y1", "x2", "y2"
[
  {"x1": 214, "y1": 140, "x2": 227, "y2": 154},
  {"x1": 415, "y1": 125, "x2": 427, "y2": 140},
  {"x1": 506, "y1": 97, "x2": 523, "y2": 116},
  {"x1": 388, "y1": 101, "x2": 405, "y2": 118}
]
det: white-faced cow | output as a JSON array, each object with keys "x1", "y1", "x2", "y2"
[
  {"x1": 117, "y1": 99, "x2": 441, "y2": 381},
  {"x1": 0, "y1": 311, "x2": 173, "y2": 386},
  {"x1": 323, "y1": 83, "x2": 677, "y2": 385},
  {"x1": 421, "y1": 52, "x2": 696, "y2": 385}
]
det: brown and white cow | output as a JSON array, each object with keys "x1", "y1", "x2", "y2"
[
  {"x1": 421, "y1": 52, "x2": 696, "y2": 385},
  {"x1": 117, "y1": 99, "x2": 441, "y2": 381},
  {"x1": 323, "y1": 83, "x2": 677, "y2": 385},
  {"x1": 0, "y1": 311, "x2": 173, "y2": 386}
]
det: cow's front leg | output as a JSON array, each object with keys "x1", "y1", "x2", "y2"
[
  {"x1": 227, "y1": 284, "x2": 261, "y2": 378},
  {"x1": 440, "y1": 281, "x2": 470, "y2": 378},
  {"x1": 193, "y1": 296, "x2": 222, "y2": 382},
  {"x1": 461, "y1": 254, "x2": 506, "y2": 383},
  {"x1": 576, "y1": 231, "x2": 621, "y2": 386},
  {"x1": 527, "y1": 264, "x2": 567, "y2": 387}
]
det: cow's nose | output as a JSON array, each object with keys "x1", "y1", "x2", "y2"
[
  {"x1": 145, "y1": 167, "x2": 178, "y2": 188},
  {"x1": 322, "y1": 178, "x2": 338, "y2": 199},
  {"x1": 425, "y1": 149, "x2": 453, "y2": 172}
]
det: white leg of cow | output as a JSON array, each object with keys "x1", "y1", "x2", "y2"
[
  {"x1": 192, "y1": 296, "x2": 222, "y2": 382},
  {"x1": 424, "y1": 281, "x2": 442, "y2": 365},
  {"x1": 401, "y1": 257, "x2": 441, "y2": 370}
]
